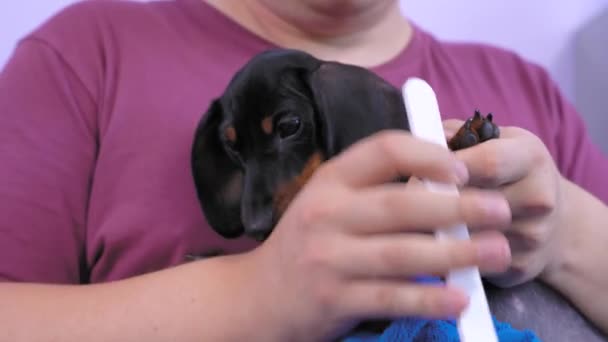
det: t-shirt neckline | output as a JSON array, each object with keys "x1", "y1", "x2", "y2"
[{"x1": 175, "y1": 0, "x2": 428, "y2": 75}]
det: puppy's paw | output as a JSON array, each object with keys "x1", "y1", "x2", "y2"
[{"x1": 448, "y1": 109, "x2": 499, "y2": 151}]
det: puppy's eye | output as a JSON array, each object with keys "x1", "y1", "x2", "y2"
[{"x1": 277, "y1": 116, "x2": 301, "y2": 139}]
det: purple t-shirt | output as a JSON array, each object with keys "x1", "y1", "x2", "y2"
[{"x1": 1, "y1": 0, "x2": 606, "y2": 284}]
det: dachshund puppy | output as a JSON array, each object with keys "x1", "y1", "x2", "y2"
[
  {"x1": 189, "y1": 48, "x2": 499, "y2": 337},
  {"x1": 190, "y1": 48, "x2": 499, "y2": 245}
]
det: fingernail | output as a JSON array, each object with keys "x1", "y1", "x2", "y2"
[
  {"x1": 441, "y1": 289, "x2": 468, "y2": 316},
  {"x1": 477, "y1": 237, "x2": 511, "y2": 270},
  {"x1": 479, "y1": 194, "x2": 510, "y2": 219}
]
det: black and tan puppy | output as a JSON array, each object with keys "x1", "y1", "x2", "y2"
[{"x1": 191, "y1": 48, "x2": 498, "y2": 244}]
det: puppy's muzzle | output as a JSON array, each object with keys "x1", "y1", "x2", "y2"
[{"x1": 242, "y1": 208, "x2": 274, "y2": 241}]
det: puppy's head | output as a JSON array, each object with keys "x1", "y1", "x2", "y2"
[{"x1": 192, "y1": 49, "x2": 408, "y2": 241}]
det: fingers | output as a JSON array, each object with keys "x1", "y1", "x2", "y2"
[
  {"x1": 449, "y1": 125, "x2": 557, "y2": 217},
  {"x1": 443, "y1": 121, "x2": 548, "y2": 189},
  {"x1": 501, "y1": 166, "x2": 558, "y2": 218},
  {"x1": 331, "y1": 232, "x2": 511, "y2": 279},
  {"x1": 482, "y1": 235, "x2": 548, "y2": 287},
  {"x1": 338, "y1": 280, "x2": 469, "y2": 320},
  {"x1": 453, "y1": 130, "x2": 540, "y2": 187},
  {"x1": 319, "y1": 130, "x2": 468, "y2": 188},
  {"x1": 334, "y1": 184, "x2": 511, "y2": 234}
]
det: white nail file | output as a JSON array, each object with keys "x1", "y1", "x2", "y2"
[{"x1": 401, "y1": 77, "x2": 498, "y2": 342}]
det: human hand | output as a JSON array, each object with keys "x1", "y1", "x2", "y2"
[
  {"x1": 246, "y1": 130, "x2": 513, "y2": 341},
  {"x1": 444, "y1": 120, "x2": 566, "y2": 288}
]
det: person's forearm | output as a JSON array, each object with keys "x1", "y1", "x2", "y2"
[
  {"x1": 541, "y1": 178, "x2": 608, "y2": 333},
  {"x1": 2, "y1": 252, "x2": 281, "y2": 342}
]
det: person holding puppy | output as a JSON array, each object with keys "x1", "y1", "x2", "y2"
[{"x1": 1, "y1": 0, "x2": 607, "y2": 341}]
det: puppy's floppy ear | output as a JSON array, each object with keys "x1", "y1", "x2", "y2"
[
  {"x1": 306, "y1": 62, "x2": 409, "y2": 157},
  {"x1": 191, "y1": 99, "x2": 244, "y2": 239}
]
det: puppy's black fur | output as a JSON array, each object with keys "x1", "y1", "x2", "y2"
[{"x1": 191, "y1": 49, "x2": 410, "y2": 241}]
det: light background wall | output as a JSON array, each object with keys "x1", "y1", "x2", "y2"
[{"x1": 1, "y1": 0, "x2": 607, "y2": 149}]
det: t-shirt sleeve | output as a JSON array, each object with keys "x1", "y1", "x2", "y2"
[
  {"x1": 0, "y1": 38, "x2": 97, "y2": 283},
  {"x1": 541, "y1": 69, "x2": 608, "y2": 204}
]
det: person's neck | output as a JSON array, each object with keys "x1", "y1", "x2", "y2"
[{"x1": 204, "y1": 0, "x2": 413, "y2": 67}]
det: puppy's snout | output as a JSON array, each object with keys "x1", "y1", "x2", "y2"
[
  {"x1": 242, "y1": 208, "x2": 274, "y2": 241},
  {"x1": 249, "y1": 229, "x2": 271, "y2": 242}
]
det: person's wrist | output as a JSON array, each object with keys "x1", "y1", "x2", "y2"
[
  {"x1": 190, "y1": 249, "x2": 289, "y2": 341},
  {"x1": 230, "y1": 248, "x2": 293, "y2": 342}
]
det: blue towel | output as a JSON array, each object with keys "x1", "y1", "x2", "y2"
[
  {"x1": 342, "y1": 316, "x2": 541, "y2": 342},
  {"x1": 343, "y1": 276, "x2": 541, "y2": 342}
]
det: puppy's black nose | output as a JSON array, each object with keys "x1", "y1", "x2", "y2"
[
  {"x1": 249, "y1": 229, "x2": 271, "y2": 242},
  {"x1": 245, "y1": 222, "x2": 272, "y2": 241},
  {"x1": 243, "y1": 213, "x2": 273, "y2": 241}
]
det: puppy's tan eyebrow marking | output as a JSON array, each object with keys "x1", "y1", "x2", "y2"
[
  {"x1": 224, "y1": 125, "x2": 237, "y2": 143},
  {"x1": 261, "y1": 117, "x2": 273, "y2": 134}
]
